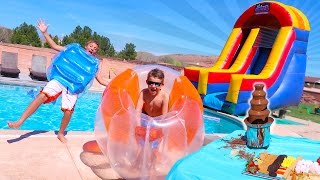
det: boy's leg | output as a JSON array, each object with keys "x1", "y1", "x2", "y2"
[
  {"x1": 57, "y1": 110, "x2": 72, "y2": 143},
  {"x1": 58, "y1": 89, "x2": 78, "y2": 143},
  {"x1": 8, "y1": 80, "x2": 63, "y2": 129},
  {"x1": 8, "y1": 93, "x2": 48, "y2": 128}
]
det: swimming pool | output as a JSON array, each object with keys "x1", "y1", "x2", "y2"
[
  {"x1": 237, "y1": 115, "x2": 306, "y2": 125},
  {"x1": 0, "y1": 84, "x2": 244, "y2": 133},
  {"x1": 275, "y1": 118, "x2": 305, "y2": 125},
  {"x1": 0, "y1": 84, "x2": 101, "y2": 131},
  {"x1": 204, "y1": 109, "x2": 244, "y2": 134}
]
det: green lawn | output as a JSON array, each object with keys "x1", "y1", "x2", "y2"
[{"x1": 286, "y1": 103, "x2": 320, "y2": 124}]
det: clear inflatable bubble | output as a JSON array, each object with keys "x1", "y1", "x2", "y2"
[{"x1": 95, "y1": 65, "x2": 204, "y2": 179}]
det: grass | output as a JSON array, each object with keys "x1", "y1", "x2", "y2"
[{"x1": 286, "y1": 103, "x2": 320, "y2": 124}]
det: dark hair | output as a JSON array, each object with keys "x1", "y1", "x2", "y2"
[
  {"x1": 86, "y1": 40, "x2": 99, "y2": 48},
  {"x1": 147, "y1": 68, "x2": 165, "y2": 83}
]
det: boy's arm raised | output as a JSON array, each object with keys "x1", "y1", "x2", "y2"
[{"x1": 38, "y1": 19, "x2": 64, "y2": 51}]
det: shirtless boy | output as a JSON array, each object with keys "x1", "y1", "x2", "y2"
[
  {"x1": 134, "y1": 68, "x2": 169, "y2": 169},
  {"x1": 136, "y1": 68, "x2": 169, "y2": 117}
]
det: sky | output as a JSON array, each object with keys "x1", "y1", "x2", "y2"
[{"x1": 0, "y1": 0, "x2": 319, "y2": 77}]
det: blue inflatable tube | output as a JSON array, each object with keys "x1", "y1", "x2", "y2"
[{"x1": 47, "y1": 43, "x2": 99, "y2": 94}]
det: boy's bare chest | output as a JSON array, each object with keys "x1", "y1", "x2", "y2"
[{"x1": 145, "y1": 96, "x2": 162, "y2": 107}]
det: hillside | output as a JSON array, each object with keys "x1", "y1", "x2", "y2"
[
  {"x1": 1, "y1": 24, "x2": 218, "y2": 67},
  {"x1": 0, "y1": 26, "x2": 13, "y2": 43},
  {"x1": 165, "y1": 54, "x2": 218, "y2": 67},
  {"x1": 136, "y1": 51, "x2": 218, "y2": 67}
]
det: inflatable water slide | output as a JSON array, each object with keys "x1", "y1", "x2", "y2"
[{"x1": 184, "y1": 1, "x2": 310, "y2": 115}]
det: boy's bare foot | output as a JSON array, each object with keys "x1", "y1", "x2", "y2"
[
  {"x1": 7, "y1": 121, "x2": 22, "y2": 129},
  {"x1": 57, "y1": 134, "x2": 68, "y2": 143}
]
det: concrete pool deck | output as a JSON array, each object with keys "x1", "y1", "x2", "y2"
[
  {"x1": 1, "y1": 119, "x2": 320, "y2": 180},
  {"x1": 1, "y1": 75, "x2": 320, "y2": 179}
]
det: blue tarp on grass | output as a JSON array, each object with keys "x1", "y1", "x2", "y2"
[{"x1": 167, "y1": 130, "x2": 320, "y2": 180}]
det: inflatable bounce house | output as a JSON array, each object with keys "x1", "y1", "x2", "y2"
[
  {"x1": 94, "y1": 65, "x2": 204, "y2": 179},
  {"x1": 184, "y1": 1, "x2": 310, "y2": 115}
]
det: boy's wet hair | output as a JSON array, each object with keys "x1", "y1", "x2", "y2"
[
  {"x1": 147, "y1": 68, "x2": 165, "y2": 84},
  {"x1": 86, "y1": 40, "x2": 99, "y2": 47}
]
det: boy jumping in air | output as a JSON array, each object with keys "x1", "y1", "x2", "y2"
[{"x1": 8, "y1": 19, "x2": 107, "y2": 143}]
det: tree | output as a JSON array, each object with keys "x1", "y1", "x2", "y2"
[
  {"x1": 10, "y1": 22, "x2": 41, "y2": 47},
  {"x1": 44, "y1": 35, "x2": 60, "y2": 48},
  {"x1": 118, "y1": 43, "x2": 137, "y2": 60},
  {"x1": 61, "y1": 26, "x2": 82, "y2": 45},
  {"x1": 61, "y1": 34, "x2": 76, "y2": 45},
  {"x1": 106, "y1": 44, "x2": 116, "y2": 57},
  {"x1": 61, "y1": 26, "x2": 115, "y2": 57},
  {"x1": 92, "y1": 32, "x2": 115, "y2": 57}
]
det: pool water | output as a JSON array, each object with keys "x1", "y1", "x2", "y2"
[
  {"x1": 0, "y1": 84, "x2": 101, "y2": 131},
  {"x1": 275, "y1": 118, "x2": 305, "y2": 125},
  {"x1": 204, "y1": 110, "x2": 244, "y2": 134},
  {"x1": 237, "y1": 116, "x2": 305, "y2": 125},
  {"x1": 0, "y1": 84, "x2": 244, "y2": 133}
]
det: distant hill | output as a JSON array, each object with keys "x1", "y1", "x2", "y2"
[
  {"x1": 166, "y1": 54, "x2": 218, "y2": 67},
  {"x1": 0, "y1": 26, "x2": 13, "y2": 43},
  {"x1": 136, "y1": 51, "x2": 218, "y2": 67},
  {"x1": 1, "y1": 25, "x2": 218, "y2": 67},
  {"x1": 136, "y1": 51, "x2": 160, "y2": 62}
]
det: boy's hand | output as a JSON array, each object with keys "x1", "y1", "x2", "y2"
[{"x1": 37, "y1": 19, "x2": 49, "y2": 33}]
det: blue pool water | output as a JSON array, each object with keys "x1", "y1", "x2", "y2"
[
  {"x1": 0, "y1": 84, "x2": 101, "y2": 131},
  {"x1": 237, "y1": 116, "x2": 305, "y2": 126},
  {"x1": 275, "y1": 118, "x2": 305, "y2": 125},
  {"x1": 204, "y1": 109, "x2": 244, "y2": 134},
  {"x1": 0, "y1": 84, "x2": 244, "y2": 133}
]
